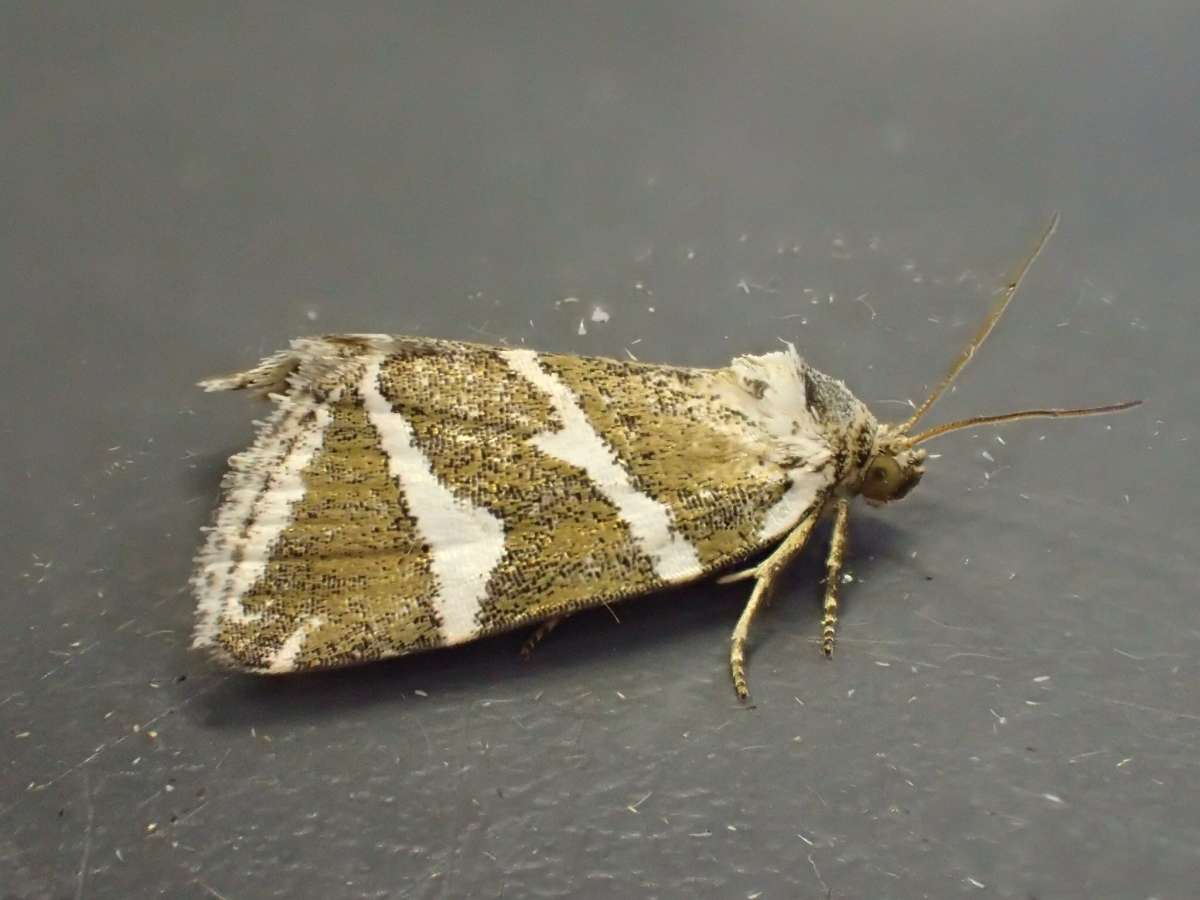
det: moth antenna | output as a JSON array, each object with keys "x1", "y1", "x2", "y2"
[
  {"x1": 908, "y1": 400, "x2": 1142, "y2": 445},
  {"x1": 900, "y1": 213, "x2": 1060, "y2": 433}
]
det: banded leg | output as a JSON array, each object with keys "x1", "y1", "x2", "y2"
[
  {"x1": 520, "y1": 615, "x2": 566, "y2": 660},
  {"x1": 821, "y1": 498, "x2": 852, "y2": 656},
  {"x1": 729, "y1": 513, "x2": 821, "y2": 701}
]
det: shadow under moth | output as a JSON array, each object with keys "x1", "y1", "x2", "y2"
[{"x1": 192, "y1": 215, "x2": 1139, "y2": 699}]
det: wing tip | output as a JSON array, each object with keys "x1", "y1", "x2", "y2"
[
  {"x1": 189, "y1": 606, "x2": 290, "y2": 675},
  {"x1": 197, "y1": 345, "x2": 307, "y2": 396},
  {"x1": 196, "y1": 334, "x2": 389, "y2": 396}
]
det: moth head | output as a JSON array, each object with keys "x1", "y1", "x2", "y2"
[{"x1": 861, "y1": 433, "x2": 926, "y2": 504}]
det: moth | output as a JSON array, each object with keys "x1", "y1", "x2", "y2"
[{"x1": 192, "y1": 215, "x2": 1139, "y2": 699}]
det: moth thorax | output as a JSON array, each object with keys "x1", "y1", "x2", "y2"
[{"x1": 860, "y1": 444, "x2": 927, "y2": 503}]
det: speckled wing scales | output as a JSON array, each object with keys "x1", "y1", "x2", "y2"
[{"x1": 191, "y1": 335, "x2": 837, "y2": 673}]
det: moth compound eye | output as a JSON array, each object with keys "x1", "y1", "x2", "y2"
[{"x1": 861, "y1": 455, "x2": 904, "y2": 502}]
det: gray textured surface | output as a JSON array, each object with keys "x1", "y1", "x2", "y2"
[{"x1": 3, "y1": 4, "x2": 1196, "y2": 899}]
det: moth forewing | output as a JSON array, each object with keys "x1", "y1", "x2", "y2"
[
  {"x1": 191, "y1": 335, "x2": 850, "y2": 682},
  {"x1": 193, "y1": 219, "x2": 1140, "y2": 700}
]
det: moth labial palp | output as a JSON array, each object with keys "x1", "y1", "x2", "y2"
[{"x1": 191, "y1": 215, "x2": 1141, "y2": 700}]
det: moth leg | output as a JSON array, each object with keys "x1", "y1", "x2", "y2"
[
  {"x1": 519, "y1": 615, "x2": 566, "y2": 660},
  {"x1": 821, "y1": 498, "x2": 852, "y2": 656},
  {"x1": 729, "y1": 513, "x2": 821, "y2": 701}
]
